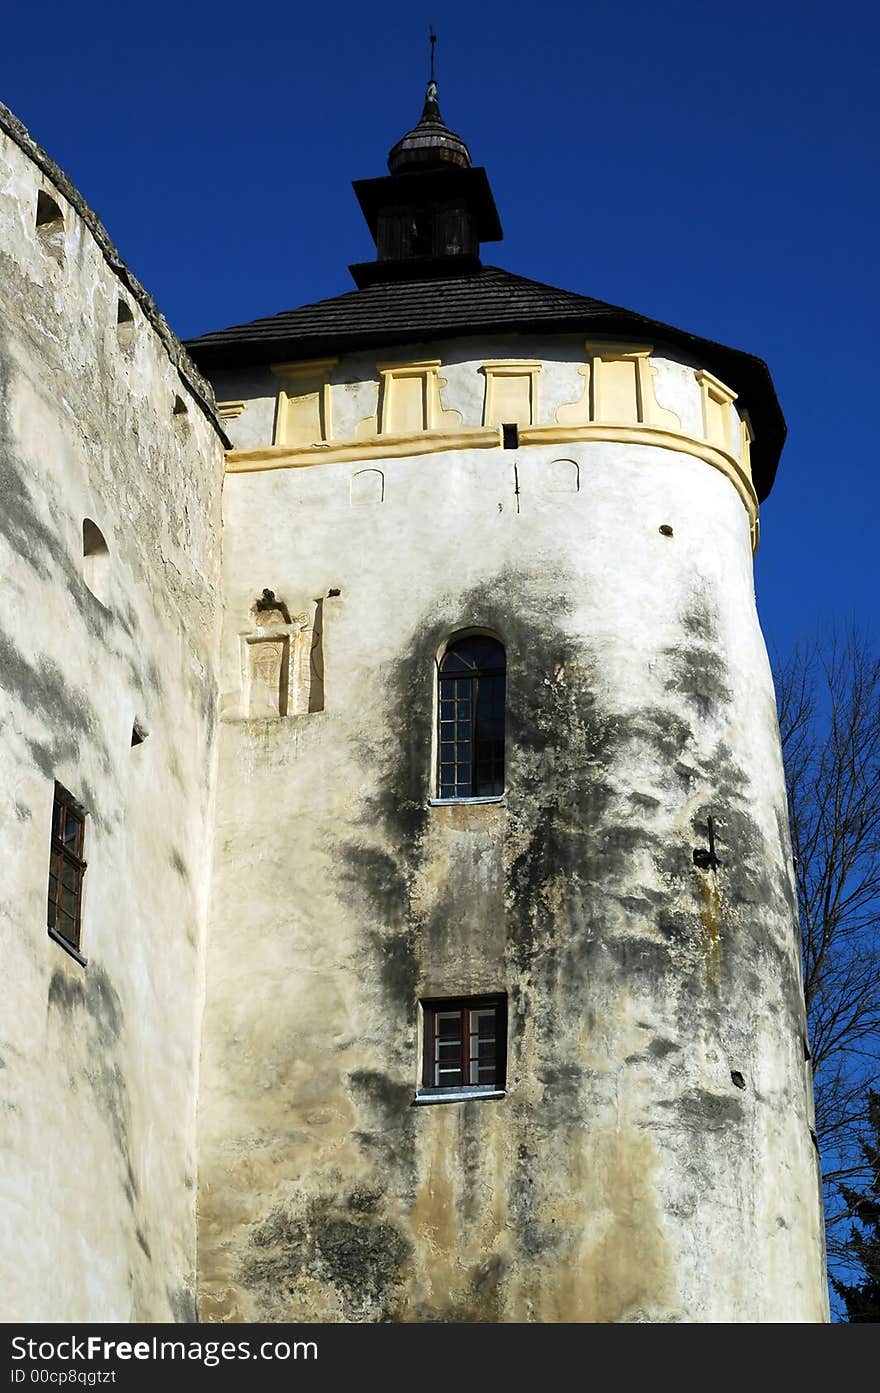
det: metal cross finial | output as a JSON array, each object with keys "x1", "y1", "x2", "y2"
[{"x1": 429, "y1": 27, "x2": 437, "y2": 81}]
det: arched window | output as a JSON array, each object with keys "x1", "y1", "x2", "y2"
[{"x1": 437, "y1": 635, "x2": 506, "y2": 800}]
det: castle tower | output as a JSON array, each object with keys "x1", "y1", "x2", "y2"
[{"x1": 190, "y1": 77, "x2": 828, "y2": 1322}]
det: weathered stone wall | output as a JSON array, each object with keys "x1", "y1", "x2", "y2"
[
  {"x1": 0, "y1": 113, "x2": 226, "y2": 1321},
  {"x1": 198, "y1": 344, "x2": 828, "y2": 1321}
]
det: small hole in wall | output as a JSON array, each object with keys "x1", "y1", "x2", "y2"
[
  {"x1": 116, "y1": 299, "x2": 135, "y2": 348},
  {"x1": 82, "y1": 518, "x2": 110, "y2": 606},
  {"x1": 35, "y1": 191, "x2": 65, "y2": 263},
  {"x1": 36, "y1": 190, "x2": 64, "y2": 230},
  {"x1": 730, "y1": 1071, "x2": 746, "y2": 1089},
  {"x1": 131, "y1": 720, "x2": 148, "y2": 747},
  {"x1": 327, "y1": 587, "x2": 341, "y2": 598},
  {"x1": 659, "y1": 524, "x2": 674, "y2": 537},
  {"x1": 502, "y1": 423, "x2": 519, "y2": 449},
  {"x1": 173, "y1": 395, "x2": 188, "y2": 417}
]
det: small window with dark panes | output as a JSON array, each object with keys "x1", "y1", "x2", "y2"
[
  {"x1": 420, "y1": 996, "x2": 507, "y2": 1097},
  {"x1": 437, "y1": 635, "x2": 505, "y2": 800},
  {"x1": 47, "y1": 784, "x2": 87, "y2": 955}
]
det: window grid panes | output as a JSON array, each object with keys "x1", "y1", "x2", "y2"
[
  {"x1": 437, "y1": 636, "x2": 505, "y2": 800},
  {"x1": 469, "y1": 1008, "x2": 497, "y2": 1086},
  {"x1": 47, "y1": 786, "x2": 86, "y2": 951}
]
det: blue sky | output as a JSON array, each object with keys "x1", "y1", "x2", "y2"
[{"x1": 2, "y1": 0, "x2": 877, "y2": 660}]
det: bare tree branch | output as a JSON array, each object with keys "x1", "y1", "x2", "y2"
[{"x1": 774, "y1": 627, "x2": 880, "y2": 1251}]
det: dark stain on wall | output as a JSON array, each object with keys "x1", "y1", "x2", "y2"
[
  {"x1": 47, "y1": 965, "x2": 138, "y2": 1209},
  {"x1": 316, "y1": 1219, "x2": 409, "y2": 1308},
  {"x1": 48, "y1": 963, "x2": 122, "y2": 1041},
  {"x1": 279, "y1": 566, "x2": 808, "y2": 1320},
  {"x1": 411, "y1": 1251, "x2": 507, "y2": 1324},
  {"x1": 170, "y1": 850, "x2": 189, "y2": 881},
  {"x1": 167, "y1": 1285, "x2": 197, "y2": 1323},
  {"x1": 348, "y1": 1069, "x2": 416, "y2": 1184},
  {"x1": 337, "y1": 846, "x2": 418, "y2": 1004},
  {"x1": 347, "y1": 1186, "x2": 383, "y2": 1215},
  {"x1": 0, "y1": 347, "x2": 213, "y2": 745},
  {"x1": 657, "y1": 1087, "x2": 746, "y2": 1130},
  {"x1": 242, "y1": 1191, "x2": 411, "y2": 1320},
  {"x1": 0, "y1": 630, "x2": 106, "y2": 766},
  {"x1": 0, "y1": 408, "x2": 116, "y2": 644}
]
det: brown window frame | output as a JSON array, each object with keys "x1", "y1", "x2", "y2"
[
  {"x1": 420, "y1": 995, "x2": 507, "y2": 1097},
  {"x1": 436, "y1": 635, "x2": 506, "y2": 801},
  {"x1": 47, "y1": 783, "x2": 87, "y2": 960}
]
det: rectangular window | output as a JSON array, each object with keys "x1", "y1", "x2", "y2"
[
  {"x1": 47, "y1": 784, "x2": 87, "y2": 955},
  {"x1": 419, "y1": 996, "x2": 507, "y2": 1100}
]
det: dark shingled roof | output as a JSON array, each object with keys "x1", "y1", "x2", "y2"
[{"x1": 186, "y1": 265, "x2": 785, "y2": 500}]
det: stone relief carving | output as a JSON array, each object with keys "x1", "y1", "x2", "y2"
[{"x1": 237, "y1": 593, "x2": 325, "y2": 719}]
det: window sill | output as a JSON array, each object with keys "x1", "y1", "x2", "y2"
[
  {"x1": 428, "y1": 794, "x2": 507, "y2": 807},
  {"x1": 48, "y1": 927, "x2": 88, "y2": 967},
  {"x1": 413, "y1": 1088, "x2": 506, "y2": 1106}
]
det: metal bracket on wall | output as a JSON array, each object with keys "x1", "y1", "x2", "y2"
[{"x1": 693, "y1": 814, "x2": 721, "y2": 871}]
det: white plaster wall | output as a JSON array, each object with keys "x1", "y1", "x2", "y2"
[
  {"x1": 652, "y1": 355, "x2": 703, "y2": 439},
  {"x1": 0, "y1": 125, "x2": 225, "y2": 1321},
  {"x1": 208, "y1": 368, "x2": 275, "y2": 450},
  {"x1": 332, "y1": 354, "x2": 383, "y2": 439}
]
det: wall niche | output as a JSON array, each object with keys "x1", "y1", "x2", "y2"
[{"x1": 239, "y1": 590, "x2": 324, "y2": 718}]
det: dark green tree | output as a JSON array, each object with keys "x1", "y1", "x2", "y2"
[{"x1": 831, "y1": 1088, "x2": 880, "y2": 1321}]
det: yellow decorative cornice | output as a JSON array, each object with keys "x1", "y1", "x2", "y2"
[
  {"x1": 226, "y1": 427, "x2": 502, "y2": 472},
  {"x1": 375, "y1": 358, "x2": 442, "y2": 373},
  {"x1": 375, "y1": 360, "x2": 460, "y2": 433},
  {"x1": 694, "y1": 368, "x2": 737, "y2": 403},
  {"x1": 225, "y1": 421, "x2": 760, "y2": 552},
  {"x1": 695, "y1": 368, "x2": 737, "y2": 454}
]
